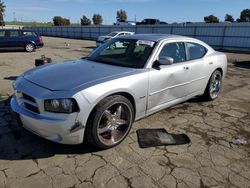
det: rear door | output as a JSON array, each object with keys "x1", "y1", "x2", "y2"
[
  {"x1": 7, "y1": 30, "x2": 23, "y2": 48},
  {"x1": 184, "y1": 42, "x2": 209, "y2": 94},
  {"x1": 23, "y1": 31, "x2": 38, "y2": 44}
]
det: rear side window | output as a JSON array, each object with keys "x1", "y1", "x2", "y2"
[
  {"x1": 0, "y1": 30, "x2": 5, "y2": 37},
  {"x1": 186, "y1": 42, "x2": 207, "y2": 61},
  {"x1": 23, "y1": 31, "x2": 36, "y2": 36}
]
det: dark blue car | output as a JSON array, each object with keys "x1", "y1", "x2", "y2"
[{"x1": 0, "y1": 29, "x2": 44, "y2": 52}]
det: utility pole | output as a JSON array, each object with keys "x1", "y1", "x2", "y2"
[{"x1": 13, "y1": 12, "x2": 17, "y2": 22}]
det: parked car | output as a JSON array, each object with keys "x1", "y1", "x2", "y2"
[
  {"x1": 0, "y1": 29, "x2": 44, "y2": 52},
  {"x1": 136, "y1": 18, "x2": 167, "y2": 25},
  {"x1": 96, "y1": 31, "x2": 134, "y2": 47},
  {"x1": 115, "y1": 21, "x2": 136, "y2": 26},
  {"x1": 11, "y1": 34, "x2": 227, "y2": 149}
]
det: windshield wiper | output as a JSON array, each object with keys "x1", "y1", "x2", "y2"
[{"x1": 86, "y1": 57, "x2": 109, "y2": 65}]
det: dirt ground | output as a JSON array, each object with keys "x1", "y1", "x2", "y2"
[
  {"x1": 0, "y1": 37, "x2": 250, "y2": 188},
  {"x1": 0, "y1": 37, "x2": 94, "y2": 96}
]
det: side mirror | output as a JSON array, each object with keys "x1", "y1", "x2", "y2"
[{"x1": 158, "y1": 56, "x2": 174, "y2": 65}]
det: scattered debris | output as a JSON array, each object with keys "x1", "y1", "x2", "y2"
[
  {"x1": 232, "y1": 137, "x2": 247, "y2": 145},
  {"x1": 64, "y1": 42, "x2": 70, "y2": 47},
  {"x1": 136, "y1": 128, "x2": 190, "y2": 148}
]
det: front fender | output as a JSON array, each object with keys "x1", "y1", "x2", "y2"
[{"x1": 79, "y1": 72, "x2": 149, "y2": 121}]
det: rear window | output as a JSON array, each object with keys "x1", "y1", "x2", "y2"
[
  {"x1": 23, "y1": 31, "x2": 36, "y2": 37},
  {"x1": 186, "y1": 42, "x2": 207, "y2": 61}
]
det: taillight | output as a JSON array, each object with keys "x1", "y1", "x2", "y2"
[{"x1": 39, "y1": 37, "x2": 43, "y2": 43}]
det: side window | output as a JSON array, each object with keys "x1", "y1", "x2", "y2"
[
  {"x1": 9, "y1": 31, "x2": 20, "y2": 37},
  {"x1": 159, "y1": 42, "x2": 186, "y2": 63},
  {"x1": 186, "y1": 42, "x2": 207, "y2": 61},
  {"x1": 23, "y1": 31, "x2": 36, "y2": 36},
  {"x1": 0, "y1": 31, "x2": 5, "y2": 37}
]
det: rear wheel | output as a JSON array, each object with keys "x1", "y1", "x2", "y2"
[
  {"x1": 203, "y1": 70, "x2": 222, "y2": 101},
  {"x1": 25, "y1": 43, "x2": 35, "y2": 52},
  {"x1": 85, "y1": 95, "x2": 134, "y2": 149}
]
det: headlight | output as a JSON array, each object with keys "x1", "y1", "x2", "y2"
[{"x1": 44, "y1": 98, "x2": 79, "y2": 113}]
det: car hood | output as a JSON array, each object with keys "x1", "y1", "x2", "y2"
[{"x1": 23, "y1": 59, "x2": 136, "y2": 91}]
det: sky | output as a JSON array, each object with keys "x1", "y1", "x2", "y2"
[{"x1": 3, "y1": 0, "x2": 250, "y2": 24}]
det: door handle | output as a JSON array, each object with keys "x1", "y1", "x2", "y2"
[
  {"x1": 183, "y1": 66, "x2": 189, "y2": 70},
  {"x1": 209, "y1": 62, "x2": 213, "y2": 65}
]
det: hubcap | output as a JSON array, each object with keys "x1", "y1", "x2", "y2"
[
  {"x1": 97, "y1": 103, "x2": 132, "y2": 146},
  {"x1": 209, "y1": 73, "x2": 221, "y2": 99},
  {"x1": 26, "y1": 44, "x2": 34, "y2": 52}
]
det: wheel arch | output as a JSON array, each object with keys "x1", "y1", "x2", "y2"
[
  {"x1": 89, "y1": 91, "x2": 136, "y2": 120},
  {"x1": 84, "y1": 91, "x2": 136, "y2": 147},
  {"x1": 107, "y1": 92, "x2": 136, "y2": 118},
  {"x1": 202, "y1": 67, "x2": 223, "y2": 101},
  {"x1": 206, "y1": 67, "x2": 223, "y2": 86},
  {"x1": 215, "y1": 67, "x2": 223, "y2": 77},
  {"x1": 25, "y1": 41, "x2": 37, "y2": 48}
]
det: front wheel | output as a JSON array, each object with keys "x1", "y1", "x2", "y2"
[
  {"x1": 203, "y1": 70, "x2": 222, "y2": 101},
  {"x1": 25, "y1": 43, "x2": 35, "y2": 52},
  {"x1": 85, "y1": 95, "x2": 134, "y2": 149}
]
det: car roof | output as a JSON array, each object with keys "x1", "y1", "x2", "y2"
[
  {"x1": 119, "y1": 34, "x2": 189, "y2": 42},
  {"x1": 0, "y1": 29, "x2": 35, "y2": 32},
  {"x1": 120, "y1": 34, "x2": 214, "y2": 52},
  {"x1": 111, "y1": 31, "x2": 134, "y2": 33}
]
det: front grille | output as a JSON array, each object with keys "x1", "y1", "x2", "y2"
[{"x1": 21, "y1": 93, "x2": 40, "y2": 114}]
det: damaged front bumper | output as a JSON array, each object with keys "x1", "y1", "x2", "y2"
[{"x1": 11, "y1": 95, "x2": 85, "y2": 145}]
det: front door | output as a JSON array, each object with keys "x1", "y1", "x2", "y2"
[{"x1": 147, "y1": 42, "x2": 190, "y2": 112}]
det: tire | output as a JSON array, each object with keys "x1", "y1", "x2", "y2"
[
  {"x1": 85, "y1": 95, "x2": 134, "y2": 149},
  {"x1": 25, "y1": 43, "x2": 35, "y2": 52},
  {"x1": 203, "y1": 70, "x2": 222, "y2": 101}
]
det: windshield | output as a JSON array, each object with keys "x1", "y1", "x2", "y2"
[
  {"x1": 87, "y1": 38, "x2": 155, "y2": 68},
  {"x1": 107, "y1": 32, "x2": 118, "y2": 37}
]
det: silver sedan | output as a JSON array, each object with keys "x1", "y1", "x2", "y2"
[{"x1": 11, "y1": 34, "x2": 227, "y2": 149}]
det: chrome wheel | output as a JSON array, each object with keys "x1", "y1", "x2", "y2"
[
  {"x1": 25, "y1": 44, "x2": 35, "y2": 52},
  {"x1": 97, "y1": 102, "x2": 132, "y2": 146},
  {"x1": 209, "y1": 72, "x2": 221, "y2": 99}
]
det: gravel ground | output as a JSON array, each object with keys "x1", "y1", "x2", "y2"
[{"x1": 0, "y1": 37, "x2": 250, "y2": 188}]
